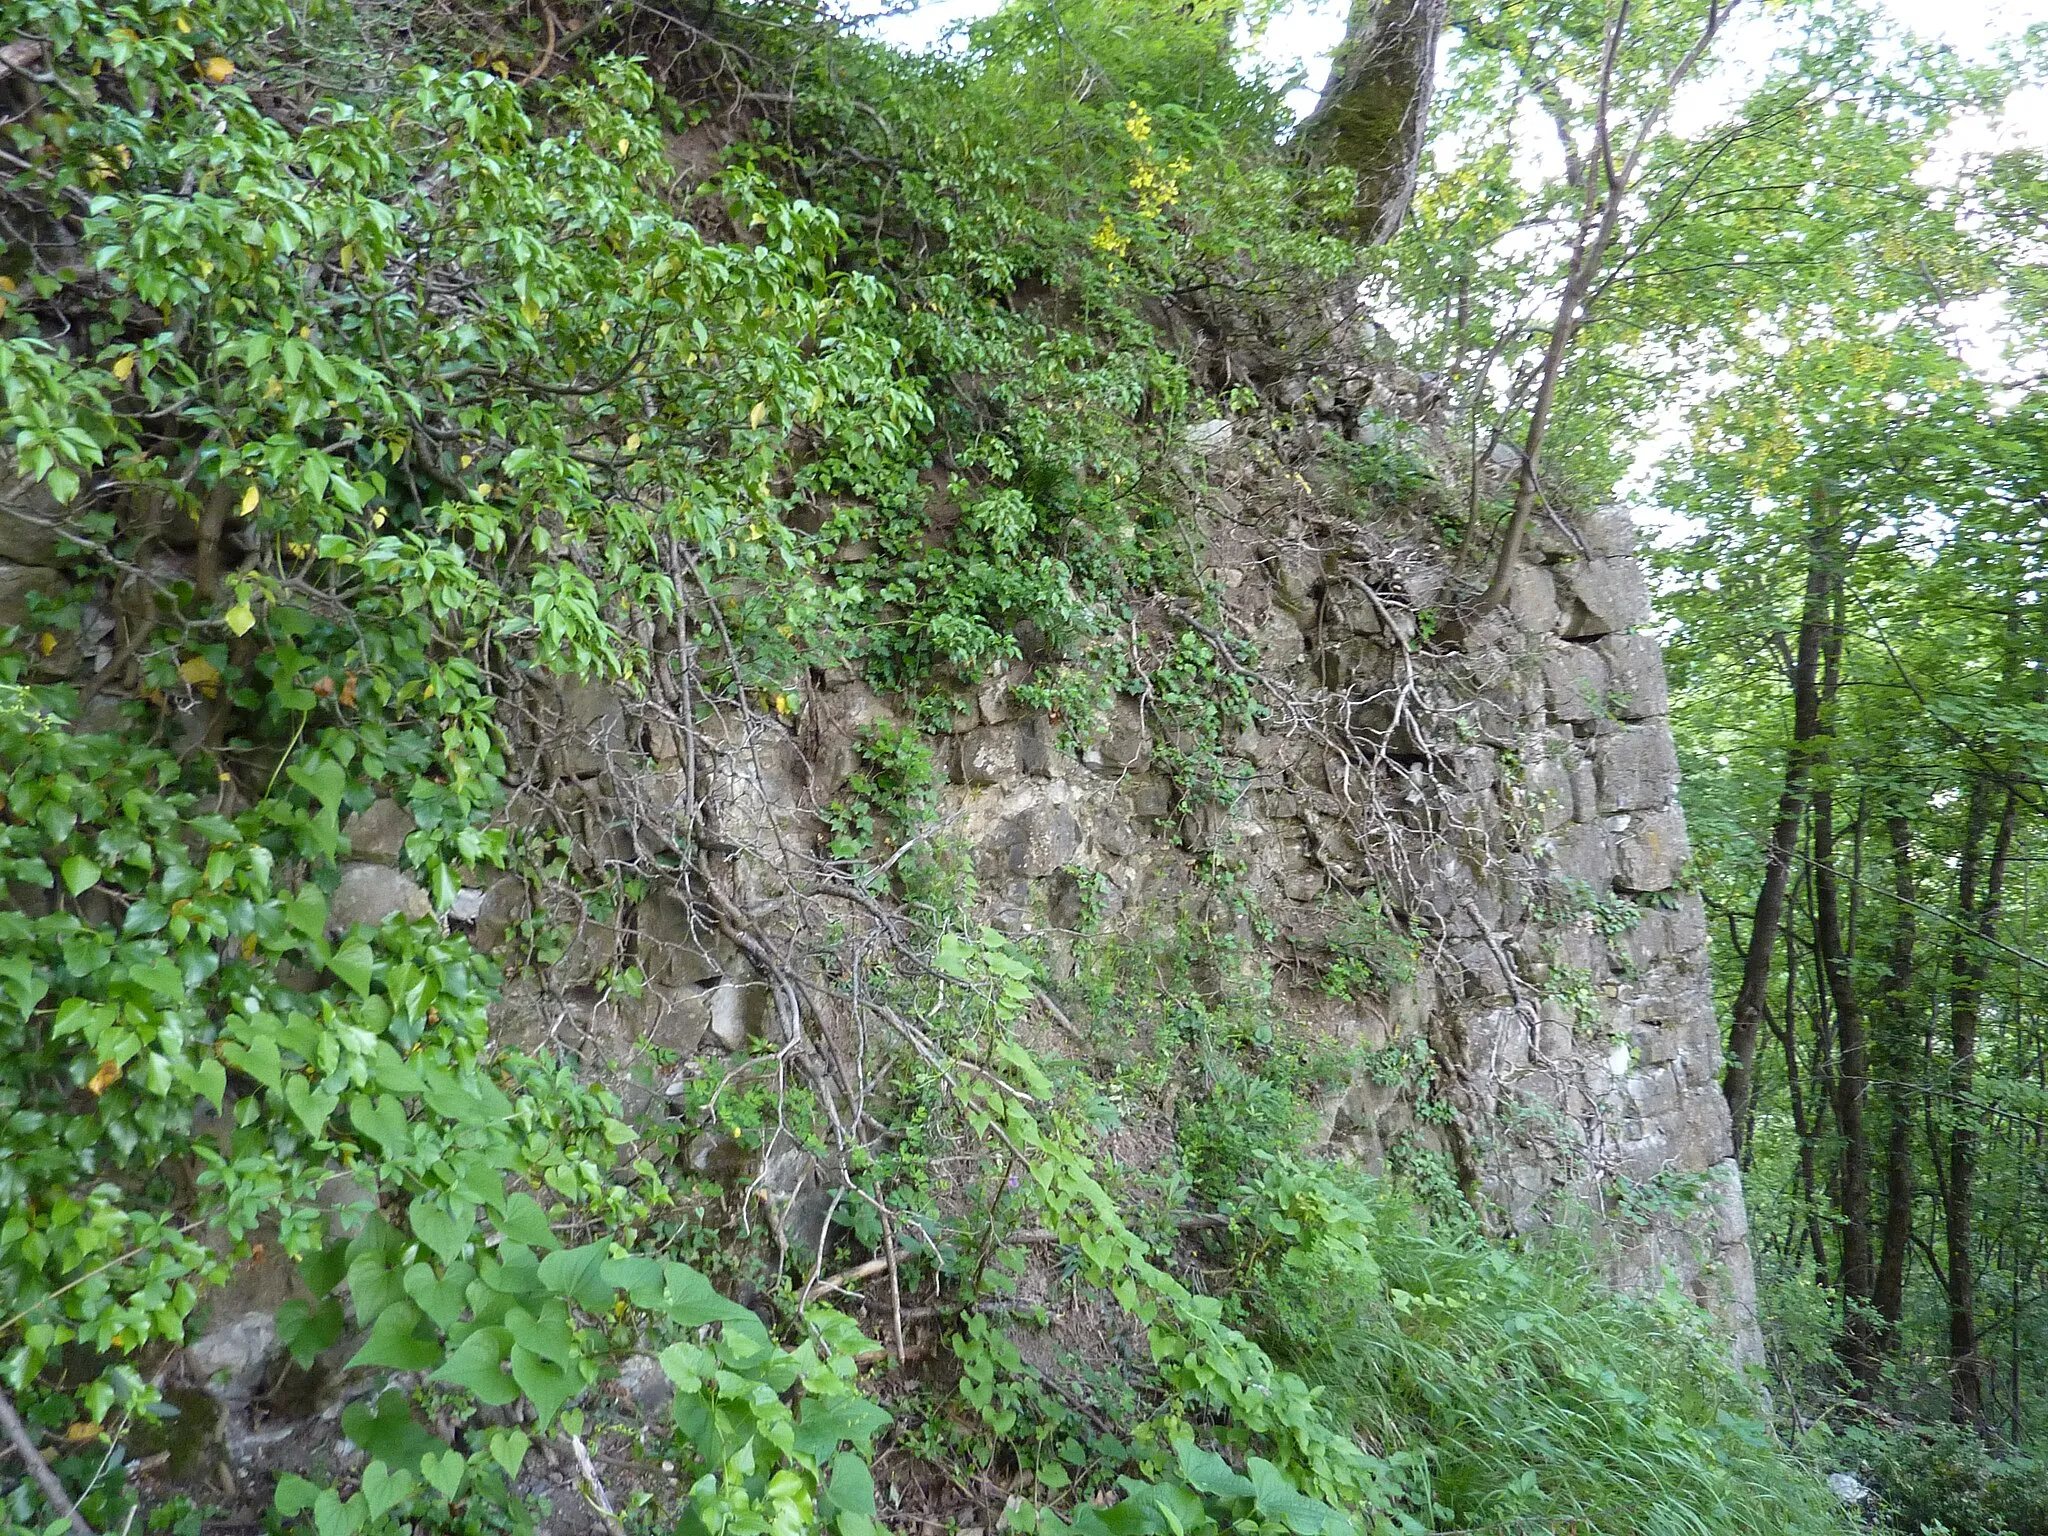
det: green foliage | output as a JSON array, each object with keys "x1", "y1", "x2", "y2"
[
  {"x1": 1145, "y1": 629, "x2": 1266, "y2": 813},
  {"x1": 1838, "y1": 1419, "x2": 2048, "y2": 1536},
  {"x1": 1232, "y1": 1161, "x2": 1850, "y2": 1536},
  {"x1": 1318, "y1": 892, "x2": 1420, "y2": 1002}
]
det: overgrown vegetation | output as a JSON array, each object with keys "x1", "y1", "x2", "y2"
[{"x1": 0, "y1": 0, "x2": 1933, "y2": 1528}]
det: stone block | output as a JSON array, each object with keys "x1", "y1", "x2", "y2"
[
  {"x1": 1594, "y1": 632, "x2": 1669, "y2": 719},
  {"x1": 1505, "y1": 562, "x2": 1560, "y2": 635},
  {"x1": 1594, "y1": 725, "x2": 1679, "y2": 813},
  {"x1": 328, "y1": 864, "x2": 432, "y2": 934},
  {"x1": 0, "y1": 559, "x2": 61, "y2": 631},
  {"x1": 1560, "y1": 557, "x2": 1652, "y2": 639},
  {"x1": 1549, "y1": 821, "x2": 1614, "y2": 890},
  {"x1": 341, "y1": 798, "x2": 414, "y2": 866},
  {"x1": 1000, "y1": 805, "x2": 1081, "y2": 877},
  {"x1": 471, "y1": 875, "x2": 530, "y2": 955},
  {"x1": 1614, "y1": 805, "x2": 1691, "y2": 892},
  {"x1": 547, "y1": 680, "x2": 628, "y2": 778},
  {"x1": 1542, "y1": 642, "x2": 1608, "y2": 723},
  {"x1": 1524, "y1": 757, "x2": 1576, "y2": 832},
  {"x1": 0, "y1": 478, "x2": 64, "y2": 566},
  {"x1": 958, "y1": 723, "x2": 1024, "y2": 785}
]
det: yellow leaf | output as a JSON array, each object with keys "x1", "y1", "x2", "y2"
[
  {"x1": 264, "y1": 376, "x2": 283, "y2": 398},
  {"x1": 623, "y1": 433, "x2": 641, "y2": 452},
  {"x1": 65, "y1": 1422, "x2": 102, "y2": 1442},
  {"x1": 299, "y1": 325, "x2": 312, "y2": 340},
  {"x1": 240, "y1": 483, "x2": 260, "y2": 516},
  {"x1": 371, "y1": 509, "x2": 386, "y2": 528},
  {"x1": 749, "y1": 401, "x2": 767, "y2": 428},
  {"x1": 111, "y1": 352, "x2": 136, "y2": 382},
  {"x1": 224, "y1": 602, "x2": 255, "y2": 636},
  {"x1": 459, "y1": 454, "x2": 473, "y2": 469},
  {"x1": 287, "y1": 541, "x2": 310, "y2": 557},
  {"x1": 175, "y1": 14, "x2": 191, "y2": 30},
  {"x1": 178, "y1": 656, "x2": 220, "y2": 686},
  {"x1": 616, "y1": 137, "x2": 630, "y2": 156},
  {"x1": 339, "y1": 242, "x2": 353, "y2": 272},
  {"x1": 87, "y1": 1061, "x2": 122, "y2": 1096},
  {"x1": 0, "y1": 277, "x2": 14, "y2": 292},
  {"x1": 199, "y1": 55, "x2": 234, "y2": 82},
  {"x1": 38, "y1": 631, "x2": 58, "y2": 656}
]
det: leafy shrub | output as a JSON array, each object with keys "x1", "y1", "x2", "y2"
[{"x1": 1842, "y1": 1418, "x2": 2048, "y2": 1536}]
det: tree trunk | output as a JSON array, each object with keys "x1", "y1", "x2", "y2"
[
  {"x1": 1871, "y1": 813, "x2": 1920, "y2": 1361},
  {"x1": 1724, "y1": 509, "x2": 1834, "y2": 1153},
  {"x1": 1811, "y1": 575, "x2": 1876, "y2": 1387},
  {"x1": 1298, "y1": 0, "x2": 1447, "y2": 242},
  {"x1": 1946, "y1": 781, "x2": 2018, "y2": 1425}
]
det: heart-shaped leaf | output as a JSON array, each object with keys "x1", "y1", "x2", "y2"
[
  {"x1": 434, "y1": 1327, "x2": 520, "y2": 1406},
  {"x1": 409, "y1": 1196, "x2": 476, "y2": 1267},
  {"x1": 346, "y1": 1302, "x2": 443, "y2": 1372},
  {"x1": 405, "y1": 1261, "x2": 476, "y2": 1331},
  {"x1": 488, "y1": 1429, "x2": 531, "y2": 1481},
  {"x1": 283, "y1": 1074, "x2": 339, "y2": 1136},
  {"x1": 328, "y1": 939, "x2": 374, "y2": 996},
  {"x1": 421, "y1": 1447, "x2": 467, "y2": 1501},
  {"x1": 510, "y1": 1343, "x2": 579, "y2": 1428},
  {"x1": 361, "y1": 1462, "x2": 415, "y2": 1520},
  {"x1": 312, "y1": 1489, "x2": 364, "y2": 1536}
]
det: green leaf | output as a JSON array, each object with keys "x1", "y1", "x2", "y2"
[
  {"x1": 421, "y1": 1447, "x2": 467, "y2": 1501},
  {"x1": 346, "y1": 1301, "x2": 444, "y2": 1372},
  {"x1": 1174, "y1": 1439, "x2": 1254, "y2": 1500},
  {"x1": 826, "y1": 1451, "x2": 877, "y2": 1518},
  {"x1": 360, "y1": 1462, "x2": 415, "y2": 1521},
  {"x1": 405, "y1": 1261, "x2": 476, "y2": 1330},
  {"x1": 312, "y1": 1489, "x2": 363, "y2": 1536},
  {"x1": 286, "y1": 885, "x2": 329, "y2": 937},
  {"x1": 349, "y1": 1092, "x2": 411, "y2": 1155},
  {"x1": 276, "y1": 1296, "x2": 345, "y2": 1367},
  {"x1": 487, "y1": 1429, "x2": 531, "y2": 1481},
  {"x1": 434, "y1": 1328, "x2": 520, "y2": 1406},
  {"x1": 329, "y1": 939, "x2": 375, "y2": 996},
  {"x1": 537, "y1": 1242, "x2": 613, "y2": 1312},
  {"x1": 339, "y1": 1391, "x2": 446, "y2": 1476},
  {"x1": 60, "y1": 855, "x2": 101, "y2": 896},
  {"x1": 493, "y1": 1192, "x2": 558, "y2": 1250},
  {"x1": 510, "y1": 1343, "x2": 580, "y2": 1428},
  {"x1": 408, "y1": 1196, "x2": 477, "y2": 1267},
  {"x1": 183, "y1": 1057, "x2": 227, "y2": 1113},
  {"x1": 275, "y1": 1475, "x2": 320, "y2": 1516}
]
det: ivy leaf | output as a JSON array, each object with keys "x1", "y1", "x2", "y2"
[
  {"x1": 276, "y1": 1296, "x2": 344, "y2": 1367},
  {"x1": 405, "y1": 1261, "x2": 475, "y2": 1331},
  {"x1": 60, "y1": 855, "x2": 101, "y2": 896},
  {"x1": 275, "y1": 1475, "x2": 319, "y2": 1517},
  {"x1": 328, "y1": 940, "x2": 374, "y2": 997},
  {"x1": 487, "y1": 1429, "x2": 530, "y2": 1481},
  {"x1": 349, "y1": 1093, "x2": 411, "y2": 1155}
]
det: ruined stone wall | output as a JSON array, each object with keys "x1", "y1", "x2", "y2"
[{"x1": 313, "y1": 372, "x2": 1762, "y2": 1362}]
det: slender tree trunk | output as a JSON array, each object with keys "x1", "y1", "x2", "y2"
[
  {"x1": 1724, "y1": 509, "x2": 1834, "y2": 1152},
  {"x1": 1810, "y1": 576, "x2": 1877, "y2": 1387},
  {"x1": 1946, "y1": 781, "x2": 2018, "y2": 1425},
  {"x1": 1872, "y1": 813, "x2": 1920, "y2": 1361}
]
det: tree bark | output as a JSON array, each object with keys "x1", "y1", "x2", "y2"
[
  {"x1": 1299, "y1": 0, "x2": 1447, "y2": 242},
  {"x1": 1871, "y1": 812, "x2": 1920, "y2": 1362},
  {"x1": 1946, "y1": 780, "x2": 2018, "y2": 1425},
  {"x1": 1810, "y1": 575, "x2": 1876, "y2": 1387},
  {"x1": 1724, "y1": 508, "x2": 1834, "y2": 1154}
]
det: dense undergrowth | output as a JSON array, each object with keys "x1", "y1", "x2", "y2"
[{"x1": 0, "y1": 0, "x2": 1853, "y2": 1529}]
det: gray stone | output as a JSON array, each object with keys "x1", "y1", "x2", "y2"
[
  {"x1": 0, "y1": 468, "x2": 65, "y2": 566},
  {"x1": 1184, "y1": 418, "x2": 1232, "y2": 455},
  {"x1": 1541, "y1": 644, "x2": 1608, "y2": 723},
  {"x1": 1560, "y1": 557, "x2": 1652, "y2": 639},
  {"x1": 708, "y1": 980, "x2": 769, "y2": 1051},
  {"x1": 1593, "y1": 633, "x2": 1668, "y2": 719},
  {"x1": 958, "y1": 724, "x2": 1024, "y2": 786},
  {"x1": 1549, "y1": 821, "x2": 1614, "y2": 889},
  {"x1": 1594, "y1": 725, "x2": 1680, "y2": 814},
  {"x1": 341, "y1": 798, "x2": 414, "y2": 866},
  {"x1": 642, "y1": 984, "x2": 714, "y2": 1056},
  {"x1": 472, "y1": 875, "x2": 531, "y2": 955},
  {"x1": 448, "y1": 886, "x2": 486, "y2": 923},
  {"x1": 1523, "y1": 757, "x2": 1576, "y2": 833},
  {"x1": 1095, "y1": 699, "x2": 1152, "y2": 774},
  {"x1": 0, "y1": 559, "x2": 60, "y2": 632},
  {"x1": 1614, "y1": 805, "x2": 1691, "y2": 892},
  {"x1": 639, "y1": 891, "x2": 724, "y2": 987},
  {"x1": 1504, "y1": 562, "x2": 1559, "y2": 635},
  {"x1": 547, "y1": 680, "x2": 628, "y2": 778},
  {"x1": 615, "y1": 1354, "x2": 673, "y2": 1414},
  {"x1": 328, "y1": 863, "x2": 432, "y2": 933},
  {"x1": 187, "y1": 1312, "x2": 279, "y2": 1405},
  {"x1": 1002, "y1": 806, "x2": 1081, "y2": 877}
]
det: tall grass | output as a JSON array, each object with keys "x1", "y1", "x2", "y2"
[{"x1": 1231, "y1": 1162, "x2": 1851, "y2": 1535}]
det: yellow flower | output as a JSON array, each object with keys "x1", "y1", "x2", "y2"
[
  {"x1": 1092, "y1": 216, "x2": 1129, "y2": 257},
  {"x1": 1123, "y1": 102, "x2": 1152, "y2": 142}
]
